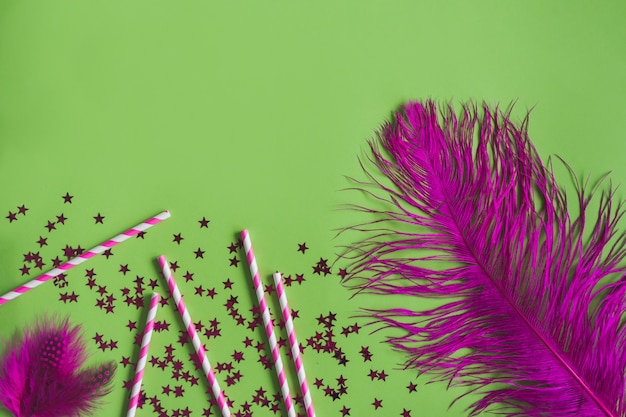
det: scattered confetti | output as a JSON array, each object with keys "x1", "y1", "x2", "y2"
[{"x1": 1, "y1": 193, "x2": 425, "y2": 417}]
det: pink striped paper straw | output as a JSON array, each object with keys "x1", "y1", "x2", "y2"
[
  {"x1": 0, "y1": 210, "x2": 171, "y2": 305},
  {"x1": 241, "y1": 230, "x2": 295, "y2": 417},
  {"x1": 127, "y1": 292, "x2": 161, "y2": 417},
  {"x1": 158, "y1": 255, "x2": 231, "y2": 417},
  {"x1": 273, "y1": 272, "x2": 316, "y2": 417}
]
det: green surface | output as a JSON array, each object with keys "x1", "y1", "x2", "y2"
[{"x1": 0, "y1": 1, "x2": 625, "y2": 416}]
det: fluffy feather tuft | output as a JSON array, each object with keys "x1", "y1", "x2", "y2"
[
  {"x1": 0, "y1": 317, "x2": 116, "y2": 417},
  {"x1": 342, "y1": 101, "x2": 626, "y2": 417}
]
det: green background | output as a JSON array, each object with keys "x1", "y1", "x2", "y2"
[{"x1": 0, "y1": 1, "x2": 625, "y2": 416}]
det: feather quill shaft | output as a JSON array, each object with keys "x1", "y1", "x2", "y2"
[{"x1": 342, "y1": 101, "x2": 626, "y2": 417}]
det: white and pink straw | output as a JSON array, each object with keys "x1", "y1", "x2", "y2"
[
  {"x1": 0, "y1": 210, "x2": 171, "y2": 305},
  {"x1": 158, "y1": 255, "x2": 231, "y2": 417},
  {"x1": 241, "y1": 230, "x2": 295, "y2": 417},
  {"x1": 127, "y1": 292, "x2": 161, "y2": 417},
  {"x1": 273, "y1": 272, "x2": 316, "y2": 417}
]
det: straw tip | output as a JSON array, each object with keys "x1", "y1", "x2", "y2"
[
  {"x1": 157, "y1": 210, "x2": 171, "y2": 220},
  {"x1": 157, "y1": 255, "x2": 167, "y2": 266}
]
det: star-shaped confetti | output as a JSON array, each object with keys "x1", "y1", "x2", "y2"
[
  {"x1": 173, "y1": 233, "x2": 184, "y2": 244},
  {"x1": 3, "y1": 192, "x2": 427, "y2": 417}
]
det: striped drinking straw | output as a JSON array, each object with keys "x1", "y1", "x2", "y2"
[
  {"x1": 273, "y1": 272, "x2": 316, "y2": 417},
  {"x1": 127, "y1": 292, "x2": 161, "y2": 417},
  {"x1": 241, "y1": 230, "x2": 295, "y2": 417},
  {"x1": 158, "y1": 255, "x2": 231, "y2": 417},
  {"x1": 0, "y1": 210, "x2": 171, "y2": 305}
]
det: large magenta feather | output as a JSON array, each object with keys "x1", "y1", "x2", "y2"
[
  {"x1": 0, "y1": 317, "x2": 116, "y2": 417},
  {"x1": 342, "y1": 101, "x2": 626, "y2": 416}
]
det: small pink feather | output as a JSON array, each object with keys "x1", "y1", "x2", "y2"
[{"x1": 0, "y1": 317, "x2": 115, "y2": 417}]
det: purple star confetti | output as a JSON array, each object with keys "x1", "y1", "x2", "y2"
[{"x1": 1, "y1": 192, "x2": 428, "y2": 417}]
